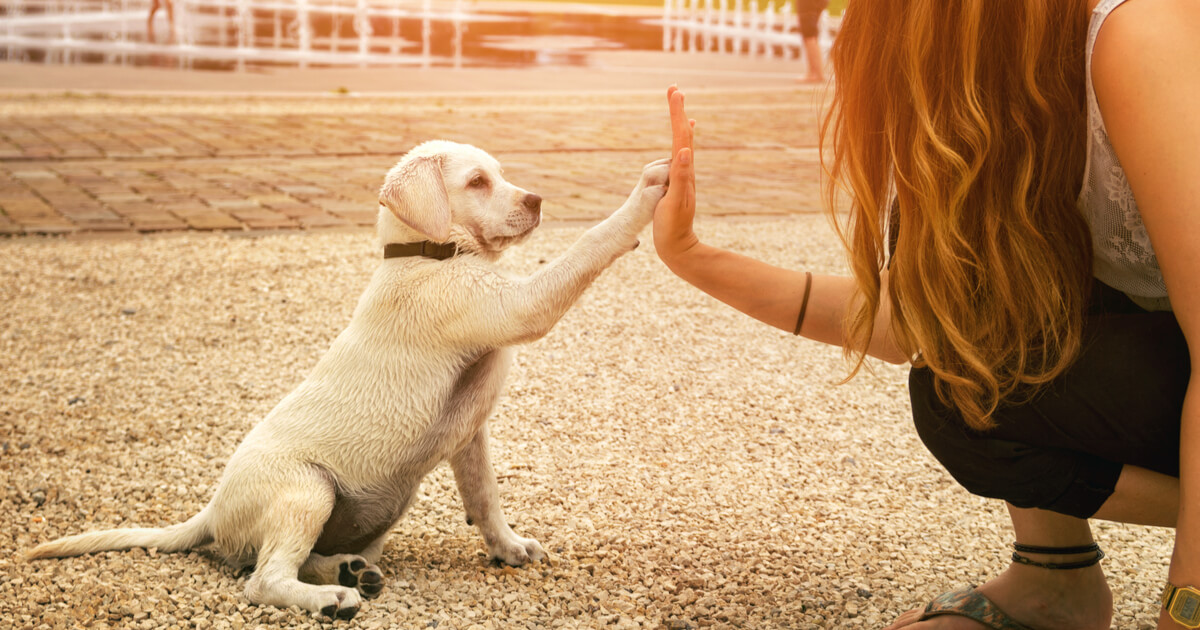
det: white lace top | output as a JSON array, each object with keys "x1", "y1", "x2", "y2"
[{"x1": 1079, "y1": 0, "x2": 1172, "y2": 311}]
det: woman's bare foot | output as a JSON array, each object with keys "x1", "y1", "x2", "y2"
[{"x1": 883, "y1": 558, "x2": 1113, "y2": 630}]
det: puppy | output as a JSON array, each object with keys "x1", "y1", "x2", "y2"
[{"x1": 27, "y1": 140, "x2": 670, "y2": 620}]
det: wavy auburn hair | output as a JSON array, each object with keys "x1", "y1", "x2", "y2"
[{"x1": 821, "y1": 0, "x2": 1094, "y2": 430}]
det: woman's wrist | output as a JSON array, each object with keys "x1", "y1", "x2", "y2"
[{"x1": 655, "y1": 232, "x2": 703, "y2": 274}]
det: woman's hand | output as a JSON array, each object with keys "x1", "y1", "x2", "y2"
[{"x1": 653, "y1": 86, "x2": 699, "y2": 268}]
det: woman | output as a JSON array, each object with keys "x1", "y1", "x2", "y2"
[{"x1": 651, "y1": 0, "x2": 1199, "y2": 627}]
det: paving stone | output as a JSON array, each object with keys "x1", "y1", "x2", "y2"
[
  {"x1": 11, "y1": 222, "x2": 74, "y2": 233},
  {"x1": 61, "y1": 209, "x2": 123, "y2": 222},
  {"x1": 334, "y1": 209, "x2": 380, "y2": 226},
  {"x1": 179, "y1": 213, "x2": 245, "y2": 230},
  {"x1": 207, "y1": 198, "x2": 262, "y2": 210},
  {"x1": 1, "y1": 198, "x2": 56, "y2": 216},
  {"x1": 276, "y1": 184, "x2": 329, "y2": 197},
  {"x1": 298, "y1": 213, "x2": 351, "y2": 229},
  {"x1": 0, "y1": 215, "x2": 24, "y2": 234},
  {"x1": 11, "y1": 169, "x2": 59, "y2": 180},
  {"x1": 72, "y1": 220, "x2": 129, "y2": 231},
  {"x1": 131, "y1": 219, "x2": 190, "y2": 231},
  {"x1": 266, "y1": 203, "x2": 324, "y2": 219}
]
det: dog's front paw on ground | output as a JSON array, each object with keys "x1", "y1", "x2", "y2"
[
  {"x1": 337, "y1": 558, "x2": 384, "y2": 598},
  {"x1": 490, "y1": 536, "x2": 546, "y2": 567},
  {"x1": 315, "y1": 585, "x2": 362, "y2": 620}
]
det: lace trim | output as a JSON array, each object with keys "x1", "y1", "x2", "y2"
[{"x1": 1078, "y1": 0, "x2": 1169, "y2": 307}]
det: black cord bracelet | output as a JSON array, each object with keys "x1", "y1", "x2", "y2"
[
  {"x1": 793, "y1": 271, "x2": 812, "y2": 336},
  {"x1": 1010, "y1": 542, "x2": 1105, "y2": 570},
  {"x1": 1012, "y1": 542, "x2": 1100, "y2": 555}
]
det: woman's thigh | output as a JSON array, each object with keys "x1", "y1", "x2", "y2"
[
  {"x1": 909, "y1": 308, "x2": 1188, "y2": 517},
  {"x1": 991, "y1": 309, "x2": 1188, "y2": 475}
]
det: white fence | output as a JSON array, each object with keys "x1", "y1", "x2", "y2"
[
  {"x1": 0, "y1": 0, "x2": 494, "y2": 69},
  {"x1": 661, "y1": 0, "x2": 840, "y2": 60}
]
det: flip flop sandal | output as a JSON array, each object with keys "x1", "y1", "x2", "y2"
[{"x1": 920, "y1": 586, "x2": 1035, "y2": 630}]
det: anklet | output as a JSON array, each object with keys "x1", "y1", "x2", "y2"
[
  {"x1": 1012, "y1": 542, "x2": 1101, "y2": 555},
  {"x1": 1011, "y1": 542, "x2": 1104, "y2": 570}
]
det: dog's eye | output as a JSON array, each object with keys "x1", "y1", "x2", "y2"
[{"x1": 469, "y1": 175, "x2": 488, "y2": 188}]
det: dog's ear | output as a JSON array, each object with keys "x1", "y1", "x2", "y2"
[{"x1": 379, "y1": 155, "x2": 452, "y2": 242}]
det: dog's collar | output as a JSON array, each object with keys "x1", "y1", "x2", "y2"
[{"x1": 383, "y1": 241, "x2": 459, "y2": 261}]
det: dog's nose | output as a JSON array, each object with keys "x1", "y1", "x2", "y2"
[{"x1": 523, "y1": 193, "x2": 542, "y2": 213}]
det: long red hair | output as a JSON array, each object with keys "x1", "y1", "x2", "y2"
[{"x1": 821, "y1": 0, "x2": 1094, "y2": 429}]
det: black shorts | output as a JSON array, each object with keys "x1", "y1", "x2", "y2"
[
  {"x1": 796, "y1": 0, "x2": 830, "y2": 38},
  {"x1": 909, "y1": 280, "x2": 1187, "y2": 519}
]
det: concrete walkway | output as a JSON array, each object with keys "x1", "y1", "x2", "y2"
[{"x1": 0, "y1": 51, "x2": 830, "y2": 236}]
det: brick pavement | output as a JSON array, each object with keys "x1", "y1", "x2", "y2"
[{"x1": 0, "y1": 88, "x2": 828, "y2": 236}]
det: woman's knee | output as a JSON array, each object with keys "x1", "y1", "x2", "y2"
[{"x1": 907, "y1": 367, "x2": 1000, "y2": 498}]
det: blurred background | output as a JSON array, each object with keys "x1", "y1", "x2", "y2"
[
  {"x1": 0, "y1": 0, "x2": 845, "y2": 74},
  {"x1": 0, "y1": 0, "x2": 844, "y2": 234}
]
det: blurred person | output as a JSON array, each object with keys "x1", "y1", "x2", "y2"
[
  {"x1": 652, "y1": 0, "x2": 1199, "y2": 626},
  {"x1": 795, "y1": 0, "x2": 829, "y2": 83},
  {"x1": 148, "y1": 0, "x2": 175, "y2": 44}
]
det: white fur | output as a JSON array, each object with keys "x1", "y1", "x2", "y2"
[{"x1": 26, "y1": 140, "x2": 670, "y2": 620}]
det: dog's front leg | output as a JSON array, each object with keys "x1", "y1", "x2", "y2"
[
  {"x1": 451, "y1": 158, "x2": 670, "y2": 347},
  {"x1": 450, "y1": 424, "x2": 545, "y2": 566}
]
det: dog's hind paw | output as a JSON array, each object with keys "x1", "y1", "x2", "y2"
[
  {"x1": 338, "y1": 558, "x2": 384, "y2": 598},
  {"x1": 300, "y1": 552, "x2": 385, "y2": 599}
]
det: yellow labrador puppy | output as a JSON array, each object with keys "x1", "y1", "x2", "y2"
[{"x1": 28, "y1": 141, "x2": 670, "y2": 620}]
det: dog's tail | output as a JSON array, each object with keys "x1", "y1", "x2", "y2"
[{"x1": 25, "y1": 506, "x2": 214, "y2": 560}]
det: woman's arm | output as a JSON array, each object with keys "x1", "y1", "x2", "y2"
[
  {"x1": 653, "y1": 87, "x2": 908, "y2": 364},
  {"x1": 1091, "y1": 2, "x2": 1200, "y2": 628}
]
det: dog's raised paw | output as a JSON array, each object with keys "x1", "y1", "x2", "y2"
[{"x1": 338, "y1": 558, "x2": 384, "y2": 598}]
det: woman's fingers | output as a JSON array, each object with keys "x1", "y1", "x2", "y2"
[
  {"x1": 669, "y1": 87, "x2": 692, "y2": 160},
  {"x1": 659, "y1": 147, "x2": 691, "y2": 209},
  {"x1": 673, "y1": 147, "x2": 692, "y2": 190},
  {"x1": 676, "y1": 147, "x2": 695, "y2": 223}
]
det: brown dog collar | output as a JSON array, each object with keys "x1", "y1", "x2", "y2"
[{"x1": 383, "y1": 241, "x2": 459, "y2": 260}]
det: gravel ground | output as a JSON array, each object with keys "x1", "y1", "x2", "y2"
[{"x1": 0, "y1": 216, "x2": 1176, "y2": 629}]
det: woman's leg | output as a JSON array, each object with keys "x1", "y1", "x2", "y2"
[
  {"x1": 886, "y1": 506, "x2": 1111, "y2": 630},
  {"x1": 975, "y1": 466, "x2": 1179, "y2": 629},
  {"x1": 974, "y1": 506, "x2": 1112, "y2": 629},
  {"x1": 795, "y1": 0, "x2": 829, "y2": 82},
  {"x1": 1093, "y1": 464, "x2": 1178, "y2": 527},
  {"x1": 803, "y1": 36, "x2": 824, "y2": 82},
  {"x1": 887, "y1": 466, "x2": 1178, "y2": 628},
  {"x1": 891, "y1": 296, "x2": 1187, "y2": 628},
  {"x1": 147, "y1": 0, "x2": 160, "y2": 43}
]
